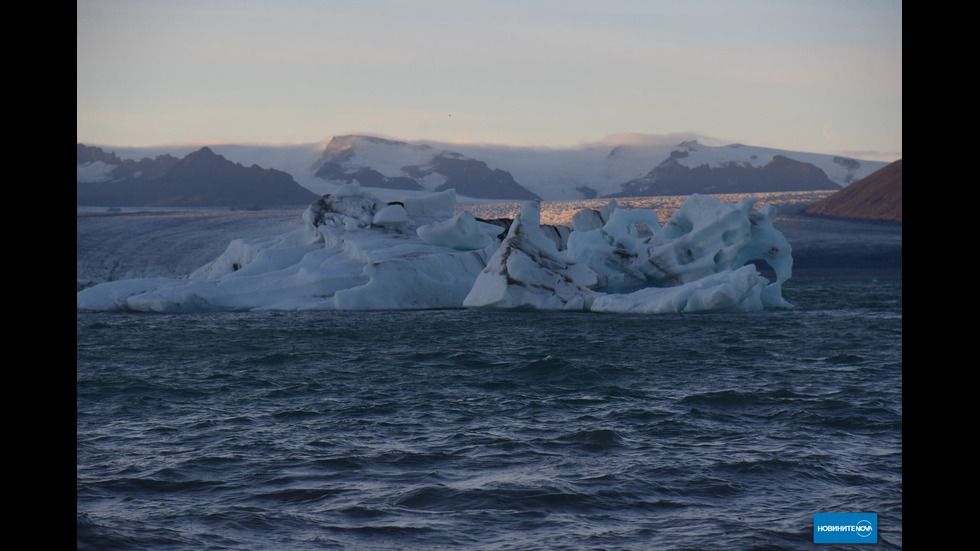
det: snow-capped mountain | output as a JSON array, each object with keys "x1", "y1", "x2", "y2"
[
  {"x1": 81, "y1": 134, "x2": 891, "y2": 204},
  {"x1": 306, "y1": 135, "x2": 887, "y2": 201},
  {"x1": 613, "y1": 142, "x2": 844, "y2": 197},
  {"x1": 452, "y1": 138, "x2": 885, "y2": 200},
  {"x1": 312, "y1": 135, "x2": 542, "y2": 201}
]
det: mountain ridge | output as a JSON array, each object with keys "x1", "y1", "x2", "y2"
[
  {"x1": 78, "y1": 134, "x2": 893, "y2": 204},
  {"x1": 77, "y1": 145, "x2": 319, "y2": 208},
  {"x1": 313, "y1": 135, "x2": 542, "y2": 200}
]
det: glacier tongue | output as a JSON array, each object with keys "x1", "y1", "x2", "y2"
[{"x1": 77, "y1": 183, "x2": 793, "y2": 313}]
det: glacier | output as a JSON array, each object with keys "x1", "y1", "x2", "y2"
[{"x1": 76, "y1": 183, "x2": 793, "y2": 314}]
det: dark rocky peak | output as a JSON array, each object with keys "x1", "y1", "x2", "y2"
[
  {"x1": 168, "y1": 147, "x2": 242, "y2": 177},
  {"x1": 173, "y1": 147, "x2": 249, "y2": 172},
  {"x1": 612, "y1": 151, "x2": 837, "y2": 198},
  {"x1": 78, "y1": 144, "x2": 318, "y2": 207},
  {"x1": 193, "y1": 145, "x2": 217, "y2": 155},
  {"x1": 764, "y1": 154, "x2": 821, "y2": 173},
  {"x1": 181, "y1": 146, "x2": 223, "y2": 164},
  {"x1": 428, "y1": 154, "x2": 541, "y2": 201},
  {"x1": 77, "y1": 143, "x2": 179, "y2": 180},
  {"x1": 115, "y1": 153, "x2": 180, "y2": 180},
  {"x1": 77, "y1": 144, "x2": 123, "y2": 165}
]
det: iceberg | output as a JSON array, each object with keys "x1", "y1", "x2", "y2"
[
  {"x1": 417, "y1": 210, "x2": 504, "y2": 251},
  {"x1": 77, "y1": 183, "x2": 793, "y2": 313},
  {"x1": 462, "y1": 200, "x2": 598, "y2": 311}
]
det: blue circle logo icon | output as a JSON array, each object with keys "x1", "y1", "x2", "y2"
[{"x1": 856, "y1": 519, "x2": 873, "y2": 537}]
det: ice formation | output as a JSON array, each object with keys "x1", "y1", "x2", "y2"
[{"x1": 77, "y1": 183, "x2": 793, "y2": 313}]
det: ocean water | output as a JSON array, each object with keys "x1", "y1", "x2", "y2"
[{"x1": 77, "y1": 275, "x2": 902, "y2": 550}]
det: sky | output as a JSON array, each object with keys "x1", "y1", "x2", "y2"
[{"x1": 77, "y1": 0, "x2": 902, "y2": 161}]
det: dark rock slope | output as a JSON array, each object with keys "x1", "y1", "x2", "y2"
[
  {"x1": 77, "y1": 145, "x2": 319, "y2": 208},
  {"x1": 612, "y1": 151, "x2": 839, "y2": 197},
  {"x1": 805, "y1": 159, "x2": 902, "y2": 222}
]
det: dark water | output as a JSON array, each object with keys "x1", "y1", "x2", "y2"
[{"x1": 77, "y1": 276, "x2": 902, "y2": 550}]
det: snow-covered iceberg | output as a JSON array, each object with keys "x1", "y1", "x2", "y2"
[{"x1": 77, "y1": 183, "x2": 793, "y2": 313}]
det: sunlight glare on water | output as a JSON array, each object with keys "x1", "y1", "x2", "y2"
[{"x1": 459, "y1": 191, "x2": 835, "y2": 227}]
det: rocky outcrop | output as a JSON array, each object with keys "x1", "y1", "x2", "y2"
[
  {"x1": 428, "y1": 153, "x2": 541, "y2": 200},
  {"x1": 805, "y1": 160, "x2": 902, "y2": 222},
  {"x1": 77, "y1": 144, "x2": 124, "y2": 165},
  {"x1": 315, "y1": 162, "x2": 424, "y2": 190}
]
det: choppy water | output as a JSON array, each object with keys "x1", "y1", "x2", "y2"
[{"x1": 77, "y1": 275, "x2": 902, "y2": 550}]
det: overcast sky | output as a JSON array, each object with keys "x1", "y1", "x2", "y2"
[{"x1": 77, "y1": 0, "x2": 902, "y2": 161}]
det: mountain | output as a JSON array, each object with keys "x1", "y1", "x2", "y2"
[
  {"x1": 610, "y1": 143, "x2": 840, "y2": 197},
  {"x1": 77, "y1": 145, "x2": 320, "y2": 208},
  {"x1": 84, "y1": 134, "x2": 893, "y2": 203},
  {"x1": 77, "y1": 143, "x2": 181, "y2": 184},
  {"x1": 312, "y1": 135, "x2": 542, "y2": 200},
  {"x1": 308, "y1": 135, "x2": 885, "y2": 200},
  {"x1": 804, "y1": 159, "x2": 902, "y2": 222}
]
